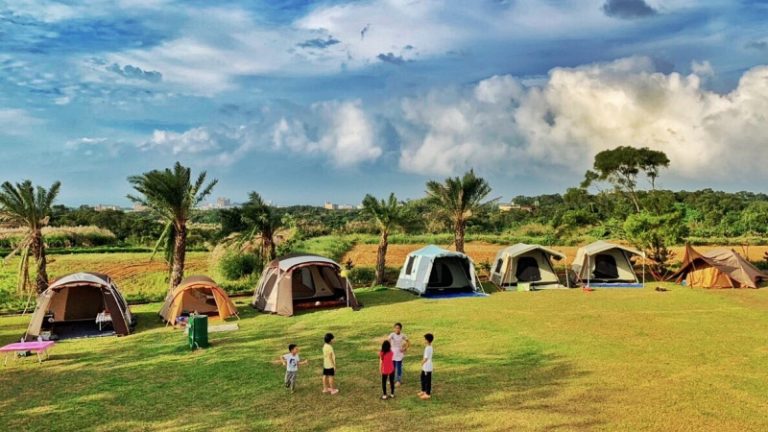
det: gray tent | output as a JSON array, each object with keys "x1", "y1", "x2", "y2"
[
  {"x1": 395, "y1": 245, "x2": 484, "y2": 295},
  {"x1": 252, "y1": 254, "x2": 359, "y2": 317},
  {"x1": 572, "y1": 241, "x2": 644, "y2": 286},
  {"x1": 25, "y1": 272, "x2": 134, "y2": 340},
  {"x1": 490, "y1": 243, "x2": 566, "y2": 289}
]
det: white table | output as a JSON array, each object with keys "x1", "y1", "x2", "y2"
[{"x1": 96, "y1": 312, "x2": 112, "y2": 331}]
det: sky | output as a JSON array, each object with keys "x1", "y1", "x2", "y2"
[{"x1": 0, "y1": 0, "x2": 767, "y2": 206}]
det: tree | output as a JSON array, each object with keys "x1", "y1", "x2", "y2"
[
  {"x1": 128, "y1": 162, "x2": 217, "y2": 291},
  {"x1": 582, "y1": 146, "x2": 670, "y2": 212},
  {"x1": 0, "y1": 180, "x2": 61, "y2": 293},
  {"x1": 229, "y1": 192, "x2": 285, "y2": 261},
  {"x1": 425, "y1": 169, "x2": 493, "y2": 253},
  {"x1": 623, "y1": 209, "x2": 688, "y2": 278},
  {"x1": 361, "y1": 193, "x2": 410, "y2": 286}
]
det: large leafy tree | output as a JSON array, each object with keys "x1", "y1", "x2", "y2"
[
  {"x1": 425, "y1": 169, "x2": 493, "y2": 253},
  {"x1": 361, "y1": 193, "x2": 410, "y2": 286},
  {"x1": 0, "y1": 180, "x2": 61, "y2": 293},
  {"x1": 128, "y1": 162, "x2": 217, "y2": 291},
  {"x1": 582, "y1": 146, "x2": 670, "y2": 212}
]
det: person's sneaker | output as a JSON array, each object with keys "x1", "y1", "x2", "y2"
[
  {"x1": 322, "y1": 389, "x2": 330, "y2": 394},
  {"x1": 381, "y1": 395, "x2": 388, "y2": 400},
  {"x1": 389, "y1": 394, "x2": 396, "y2": 398},
  {"x1": 420, "y1": 394, "x2": 431, "y2": 400},
  {"x1": 395, "y1": 382, "x2": 401, "y2": 387},
  {"x1": 417, "y1": 391, "x2": 425, "y2": 396},
  {"x1": 330, "y1": 389, "x2": 340, "y2": 395}
]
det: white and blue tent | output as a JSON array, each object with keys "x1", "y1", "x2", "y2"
[{"x1": 395, "y1": 245, "x2": 484, "y2": 296}]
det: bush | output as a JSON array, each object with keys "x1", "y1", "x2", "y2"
[
  {"x1": 219, "y1": 251, "x2": 263, "y2": 280},
  {"x1": 347, "y1": 267, "x2": 376, "y2": 287}
]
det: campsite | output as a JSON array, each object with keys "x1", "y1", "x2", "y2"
[{"x1": 3, "y1": 1, "x2": 768, "y2": 429}]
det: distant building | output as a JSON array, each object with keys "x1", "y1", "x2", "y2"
[
  {"x1": 132, "y1": 203, "x2": 149, "y2": 212},
  {"x1": 499, "y1": 202, "x2": 534, "y2": 213},
  {"x1": 216, "y1": 197, "x2": 232, "y2": 209},
  {"x1": 324, "y1": 201, "x2": 338, "y2": 210},
  {"x1": 337, "y1": 204, "x2": 355, "y2": 210},
  {"x1": 94, "y1": 204, "x2": 121, "y2": 212}
]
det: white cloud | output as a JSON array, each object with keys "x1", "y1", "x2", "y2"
[
  {"x1": 396, "y1": 56, "x2": 768, "y2": 182},
  {"x1": 273, "y1": 100, "x2": 381, "y2": 166},
  {"x1": 141, "y1": 127, "x2": 220, "y2": 154},
  {"x1": 691, "y1": 60, "x2": 714, "y2": 77}
]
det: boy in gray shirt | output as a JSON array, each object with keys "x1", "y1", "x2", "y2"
[{"x1": 280, "y1": 344, "x2": 308, "y2": 393}]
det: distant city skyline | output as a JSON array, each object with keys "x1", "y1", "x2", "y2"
[{"x1": 1, "y1": 0, "x2": 767, "y2": 205}]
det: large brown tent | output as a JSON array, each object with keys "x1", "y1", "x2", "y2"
[
  {"x1": 25, "y1": 272, "x2": 135, "y2": 340},
  {"x1": 159, "y1": 276, "x2": 239, "y2": 325},
  {"x1": 670, "y1": 245, "x2": 767, "y2": 289},
  {"x1": 252, "y1": 254, "x2": 360, "y2": 317}
]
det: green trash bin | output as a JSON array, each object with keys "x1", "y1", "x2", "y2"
[{"x1": 188, "y1": 314, "x2": 209, "y2": 350}]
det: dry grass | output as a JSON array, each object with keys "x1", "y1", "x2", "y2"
[{"x1": 343, "y1": 242, "x2": 768, "y2": 267}]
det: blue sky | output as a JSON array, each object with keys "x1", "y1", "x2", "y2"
[{"x1": 0, "y1": 0, "x2": 766, "y2": 206}]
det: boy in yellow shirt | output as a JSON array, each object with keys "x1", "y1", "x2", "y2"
[{"x1": 322, "y1": 333, "x2": 339, "y2": 395}]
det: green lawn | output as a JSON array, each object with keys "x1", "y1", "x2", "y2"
[{"x1": 1, "y1": 285, "x2": 768, "y2": 431}]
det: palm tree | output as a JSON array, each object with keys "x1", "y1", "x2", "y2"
[
  {"x1": 234, "y1": 192, "x2": 284, "y2": 262},
  {"x1": 361, "y1": 193, "x2": 409, "y2": 286},
  {"x1": 128, "y1": 162, "x2": 217, "y2": 291},
  {"x1": 425, "y1": 169, "x2": 493, "y2": 253},
  {"x1": 0, "y1": 180, "x2": 61, "y2": 293}
]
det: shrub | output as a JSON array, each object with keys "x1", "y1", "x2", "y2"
[
  {"x1": 219, "y1": 251, "x2": 263, "y2": 280},
  {"x1": 347, "y1": 267, "x2": 376, "y2": 287}
]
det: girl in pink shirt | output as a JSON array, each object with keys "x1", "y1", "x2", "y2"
[{"x1": 379, "y1": 340, "x2": 395, "y2": 399}]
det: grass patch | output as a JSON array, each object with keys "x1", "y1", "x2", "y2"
[{"x1": 1, "y1": 284, "x2": 768, "y2": 431}]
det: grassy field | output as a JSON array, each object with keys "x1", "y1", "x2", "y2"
[{"x1": 2, "y1": 284, "x2": 768, "y2": 431}]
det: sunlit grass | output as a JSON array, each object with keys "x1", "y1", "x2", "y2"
[{"x1": 2, "y1": 284, "x2": 768, "y2": 431}]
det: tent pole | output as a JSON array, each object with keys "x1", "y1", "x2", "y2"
[{"x1": 642, "y1": 252, "x2": 646, "y2": 287}]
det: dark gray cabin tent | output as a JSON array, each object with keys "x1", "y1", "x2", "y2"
[{"x1": 25, "y1": 272, "x2": 135, "y2": 340}]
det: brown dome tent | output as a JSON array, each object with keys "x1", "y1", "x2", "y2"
[
  {"x1": 159, "y1": 276, "x2": 239, "y2": 325},
  {"x1": 670, "y1": 245, "x2": 767, "y2": 288},
  {"x1": 25, "y1": 272, "x2": 135, "y2": 340},
  {"x1": 252, "y1": 254, "x2": 360, "y2": 316}
]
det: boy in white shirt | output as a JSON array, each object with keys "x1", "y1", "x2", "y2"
[
  {"x1": 280, "y1": 344, "x2": 308, "y2": 393},
  {"x1": 388, "y1": 322, "x2": 410, "y2": 386},
  {"x1": 418, "y1": 333, "x2": 434, "y2": 400}
]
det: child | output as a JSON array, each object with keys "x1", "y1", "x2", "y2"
[
  {"x1": 322, "y1": 333, "x2": 339, "y2": 395},
  {"x1": 388, "y1": 322, "x2": 410, "y2": 386},
  {"x1": 280, "y1": 344, "x2": 308, "y2": 393},
  {"x1": 379, "y1": 340, "x2": 396, "y2": 400},
  {"x1": 418, "y1": 333, "x2": 434, "y2": 400}
]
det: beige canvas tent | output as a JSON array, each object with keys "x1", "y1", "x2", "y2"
[
  {"x1": 25, "y1": 272, "x2": 134, "y2": 340},
  {"x1": 490, "y1": 243, "x2": 566, "y2": 289},
  {"x1": 159, "y1": 276, "x2": 238, "y2": 325},
  {"x1": 572, "y1": 241, "x2": 644, "y2": 286},
  {"x1": 252, "y1": 254, "x2": 360, "y2": 317},
  {"x1": 669, "y1": 245, "x2": 767, "y2": 288}
]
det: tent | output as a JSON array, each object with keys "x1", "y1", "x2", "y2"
[
  {"x1": 25, "y1": 272, "x2": 135, "y2": 340},
  {"x1": 669, "y1": 245, "x2": 767, "y2": 288},
  {"x1": 572, "y1": 241, "x2": 644, "y2": 286},
  {"x1": 395, "y1": 245, "x2": 484, "y2": 295},
  {"x1": 159, "y1": 276, "x2": 239, "y2": 325},
  {"x1": 490, "y1": 243, "x2": 566, "y2": 289},
  {"x1": 252, "y1": 254, "x2": 360, "y2": 317}
]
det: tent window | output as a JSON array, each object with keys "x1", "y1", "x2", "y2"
[
  {"x1": 494, "y1": 259, "x2": 503, "y2": 274},
  {"x1": 405, "y1": 256, "x2": 416, "y2": 275},
  {"x1": 300, "y1": 268, "x2": 314, "y2": 289}
]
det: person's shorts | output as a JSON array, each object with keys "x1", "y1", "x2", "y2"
[{"x1": 323, "y1": 368, "x2": 335, "y2": 376}]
